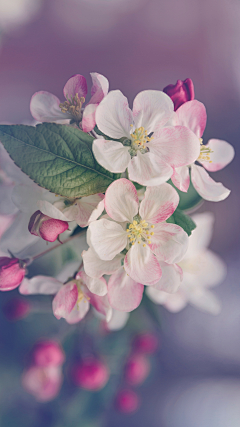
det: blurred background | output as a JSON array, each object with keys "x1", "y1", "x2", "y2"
[{"x1": 0, "y1": 0, "x2": 240, "y2": 426}]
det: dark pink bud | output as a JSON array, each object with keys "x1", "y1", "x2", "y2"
[
  {"x1": 116, "y1": 389, "x2": 140, "y2": 413},
  {"x1": 28, "y1": 210, "x2": 69, "y2": 242},
  {"x1": 0, "y1": 257, "x2": 26, "y2": 291},
  {"x1": 133, "y1": 333, "x2": 159, "y2": 354},
  {"x1": 163, "y1": 78, "x2": 194, "y2": 110},
  {"x1": 125, "y1": 355, "x2": 150, "y2": 386},
  {"x1": 73, "y1": 358, "x2": 109, "y2": 391},
  {"x1": 3, "y1": 297, "x2": 30, "y2": 321},
  {"x1": 32, "y1": 340, "x2": 65, "y2": 367}
]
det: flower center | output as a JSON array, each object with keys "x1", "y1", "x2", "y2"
[
  {"x1": 76, "y1": 279, "x2": 90, "y2": 305},
  {"x1": 59, "y1": 93, "x2": 85, "y2": 120},
  {"x1": 127, "y1": 218, "x2": 154, "y2": 247},
  {"x1": 197, "y1": 138, "x2": 213, "y2": 163},
  {"x1": 128, "y1": 126, "x2": 153, "y2": 156}
]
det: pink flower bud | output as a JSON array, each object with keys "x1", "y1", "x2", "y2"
[
  {"x1": 116, "y1": 389, "x2": 140, "y2": 413},
  {"x1": 133, "y1": 333, "x2": 159, "y2": 354},
  {"x1": 163, "y1": 78, "x2": 194, "y2": 110},
  {"x1": 73, "y1": 358, "x2": 109, "y2": 391},
  {"x1": 28, "y1": 210, "x2": 69, "y2": 242},
  {"x1": 3, "y1": 297, "x2": 30, "y2": 321},
  {"x1": 125, "y1": 354, "x2": 150, "y2": 386},
  {"x1": 22, "y1": 365, "x2": 63, "y2": 402},
  {"x1": 0, "y1": 257, "x2": 26, "y2": 291},
  {"x1": 32, "y1": 340, "x2": 65, "y2": 367}
]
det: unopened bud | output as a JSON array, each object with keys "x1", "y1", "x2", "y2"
[
  {"x1": 3, "y1": 297, "x2": 30, "y2": 321},
  {"x1": 163, "y1": 78, "x2": 194, "y2": 110},
  {"x1": 133, "y1": 333, "x2": 159, "y2": 354},
  {"x1": 116, "y1": 389, "x2": 140, "y2": 413},
  {"x1": 32, "y1": 340, "x2": 65, "y2": 367},
  {"x1": 73, "y1": 358, "x2": 109, "y2": 391},
  {"x1": 0, "y1": 257, "x2": 26, "y2": 291},
  {"x1": 28, "y1": 210, "x2": 68, "y2": 242},
  {"x1": 125, "y1": 354, "x2": 150, "y2": 385},
  {"x1": 22, "y1": 365, "x2": 63, "y2": 402}
]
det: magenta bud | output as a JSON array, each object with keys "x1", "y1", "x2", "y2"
[
  {"x1": 125, "y1": 355, "x2": 150, "y2": 386},
  {"x1": 133, "y1": 333, "x2": 159, "y2": 354},
  {"x1": 3, "y1": 297, "x2": 30, "y2": 321},
  {"x1": 73, "y1": 358, "x2": 109, "y2": 391},
  {"x1": 116, "y1": 389, "x2": 140, "y2": 413},
  {"x1": 32, "y1": 340, "x2": 65, "y2": 367},
  {"x1": 0, "y1": 257, "x2": 26, "y2": 291},
  {"x1": 28, "y1": 210, "x2": 69, "y2": 242},
  {"x1": 22, "y1": 365, "x2": 63, "y2": 402},
  {"x1": 163, "y1": 78, "x2": 194, "y2": 110}
]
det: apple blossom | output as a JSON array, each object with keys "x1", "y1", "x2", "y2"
[
  {"x1": 22, "y1": 365, "x2": 63, "y2": 402},
  {"x1": 116, "y1": 389, "x2": 140, "y2": 413},
  {"x1": 163, "y1": 78, "x2": 195, "y2": 111},
  {"x1": 28, "y1": 210, "x2": 69, "y2": 242},
  {"x1": 0, "y1": 257, "x2": 26, "y2": 291},
  {"x1": 30, "y1": 73, "x2": 109, "y2": 132},
  {"x1": 72, "y1": 358, "x2": 109, "y2": 391},
  {"x1": 125, "y1": 354, "x2": 150, "y2": 385},
  {"x1": 92, "y1": 89, "x2": 200, "y2": 186},
  {"x1": 32, "y1": 340, "x2": 65, "y2": 367}
]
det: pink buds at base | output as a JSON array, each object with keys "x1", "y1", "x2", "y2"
[
  {"x1": 133, "y1": 333, "x2": 159, "y2": 354},
  {"x1": 73, "y1": 358, "x2": 109, "y2": 391},
  {"x1": 125, "y1": 354, "x2": 150, "y2": 386},
  {"x1": 22, "y1": 365, "x2": 63, "y2": 402},
  {"x1": 0, "y1": 257, "x2": 26, "y2": 291},
  {"x1": 28, "y1": 210, "x2": 69, "y2": 242},
  {"x1": 116, "y1": 389, "x2": 140, "y2": 413},
  {"x1": 163, "y1": 78, "x2": 194, "y2": 111},
  {"x1": 32, "y1": 340, "x2": 65, "y2": 367},
  {"x1": 3, "y1": 297, "x2": 30, "y2": 321}
]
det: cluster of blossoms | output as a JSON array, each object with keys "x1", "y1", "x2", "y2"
[{"x1": 0, "y1": 75, "x2": 234, "y2": 326}]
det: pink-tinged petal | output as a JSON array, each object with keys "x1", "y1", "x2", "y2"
[
  {"x1": 149, "y1": 126, "x2": 200, "y2": 168},
  {"x1": 153, "y1": 262, "x2": 182, "y2": 293},
  {"x1": 132, "y1": 90, "x2": 174, "y2": 133},
  {"x1": 104, "y1": 178, "x2": 138, "y2": 222},
  {"x1": 150, "y1": 222, "x2": 188, "y2": 264},
  {"x1": 128, "y1": 151, "x2": 173, "y2": 187},
  {"x1": 74, "y1": 194, "x2": 104, "y2": 227},
  {"x1": 82, "y1": 248, "x2": 122, "y2": 278},
  {"x1": 124, "y1": 244, "x2": 162, "y2": 286},
  {"x1": 88, "y1": 219, "x2": 127, "y2": 261},
  {"x1": 108, "y1": 266, "x2": 144, "y2": 312},
  {"x1": 139, "y1": 183, "x2": 179, "y2": 224},
  {"x1": 93, "y1": 139, "x2": 131, "y2": 173},
  {"x1": 63, "y1": 74, "x2": 87, "y2": 99},
  {"x1": 176, "y1": 100, "x2": 207, "y2": 137},
  {"x1": 64, "y1": 299, "x2": 90, "y2": 324},
  {"x1": 146, "y1": 287, "x2": 187, "y2": 312},
  {"x1": 88, "y1": 293, "x2": 112, "y2": 322},
  {"x1": 171, "y1": 166, "x2": 190, "y2": 192},
  {"x1": 76, "y1": 271, "x2": 107, "y2": 296},
  {"x1": 88, "y1": 73, "x2": 109, "y2": 105},
  {"x1": 52, "y1": 282, "x2": 78, "y2": 320},
  {"x1": 188, "y1": 287, "x2": 221, "y2": 315},
  {"x1": 200, "y1": 139, "x2": 235, "y2": 172},
  {"x1": 82, "y1": 104, "x2": 98, "y2": 133},
  {"x1": 30, "y1": 91, "x2": 70, "y2": 122},
  {"x1": 95, "y1": 90, "x2": 134, "y2": 139},
  {"x1": 19, "y1": 276, "x2": 62, "y2": 295},
  {"x1": 191, "y1": 164, "x2": 230, "y2": 201}
]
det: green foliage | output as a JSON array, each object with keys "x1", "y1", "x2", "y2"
[
  {"x1": 167, "y1": 208, "x2": 196, "y2": 236},
  {"x1": 169, "y1": 178, "x2": 202, "y2": 211},
  {"x1": 0, "y1": 123, "x2": 120, "y2": 198}
]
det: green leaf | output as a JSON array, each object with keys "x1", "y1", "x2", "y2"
[
  {"x1": 169, "y1": 177, "x2": 203, "y2": 211},
  {"x1": 167, "y1": 209, "x2": 196, "y2": 236},
  {"x1": 0, "y1": 123, "x2": 120, "y2": 198}
]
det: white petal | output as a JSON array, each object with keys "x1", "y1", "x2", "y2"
[
  {"x1": 74, "y1": 194, "x2": 104, "y2": 227},
  {"x1": 124, "y1": 244, "x2": 162, "y2": 286},
  {"x1": 171, "y1": 166, "x2": 190, "y2": 192},
  {"x1": 88, "y1": 219, "x2": 127, "y2": 260},
  {"x1": 190, "y1": 250, "x2": 227, "y2": 288},
  {"x1": 19, "y1": 276, "x2": 62, "y2": 295},
  {"x1": 139, "y1": 183, "x2": 179, "y2": 224},
  {"x1": 185, "y1": 212, "x2": 215, "y2": 257},
  {"x1": 104, "y1": 178, "x2": 139, "y2": 222},
  {"x1": 108, "y1": 266, "x2": 144, "y2": 312},
  {"x1": 133, "y1": 90, "x2": 174, "y2": 133},
  {"x1": 146, "y1": 287, "x2": 187, "y2": 312},
  {"x1": 64, "y1": 299, "x2": 90, "y2": 324},
  {"x1": 95, "y1": 90, "x2": 134, "y2": 139},
  {"x1": 150, "y1": 222, "x2": 188, "y2": 264},
  {"x1": 188, "y1": 287, "x2": 221, "y2": 315},
  {"x1": 82, "y1": 104, "x2": 98, "y2": 133},
  {"x1": 176, "y1": 99, "x2": 207, "y2": 137},
  {"x1": 38, "y1": 200, "x2": 70, "y2": 221},
  {"x1": 106, "y1": 309, "x2": 130, "y2": 330},
  {"x1": 93, "y1": 139, "x2": 130, "y2": 173},
  {"x1": 82, "y1": 247, "x2": 122, "y2": 278},
  {"x1": 30, "y1": 91, "x2": 71, "y2": 122},
  {"x1": 200, "y1": 139, "x2": 235, "y2": 172},
  {"x1": 128, "y1": 151, "x2": 173, "y2": 187},
  {"x1": 153, "y1": 262, "x2": 183, "y2": 293},
  {"x1": 191, "y1": 164, "x2": 230, "y2": 202},
  {"x1": 76, "y1": 270, "x2": 107, "y2": 296}
]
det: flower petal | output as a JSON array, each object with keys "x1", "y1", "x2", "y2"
[
  {"x1": 150, "y1": 222, "x2": 188, "y2": 264},
  {"x1": 74, "y1": 194, "x2": 104, "y2": 227},
  {"x1": 171, "y1": 166, "x2": 190, "y2": 192},
  {"x1": 104, "y1": 178, "x2": 138, "y2": 222},
  {"x1": 184, "y1": 212, "x2": 214, "y2": 257},
  {"x1": 88, "y1": 293, "x2": 112, "y2": 322},
  {"x1": 149, "y1": 126, "x2": 200, "y2": 168},
  {"x1": 82, "y1": 104, "x2": 98, "y2": 133},
  {"x1": 52, "y1": 282, "x2": 78, "y2": 319},
  {"x1": 200, "y1": 139, "x2": 235, "y2": 172},
  {"x1": 30, "y1": 91, "x2": 70, "y2": 122},
  {"x1": 63, "y1": 74, "x2": 88, "y2": 99},
  {"x1": 139, "y1": 183, "x2": 179, "y2": 224},
  {"x1": 152, "y1": 262, "x2": 183, "y2": 293},
  {"x1": 191, "y1": 164, "x2": 230, "y2": 201},
  {"x1": 108, "y1": 266, "x2": 144, "y2": 312},
  {"x1": 38, "y1": 200, "x2": 70, "y2": 221},
  {"x1": 88, "y1": 219, "x2": 127, "y2": 260},
  {"x1": 64, "y1": 299, "x2": 90, "y2": 324},
  {"x1": 124, "y1": 244, "x2": 162, "y2": 286},
  {"x1": 128, "y1": 151, "x2": 173, "y2": 187},
  {"x1": 88, "y1": 72, "x2": 109, "y2": 105},
  {"x1": 95, "y1": 90, "x2": 134, "y2": 139},
  {"x1": 176, "y1": 100, "x2": 207, "y2": 137},
  {"x1": 189, "y1": 249, "x2": 227, "y2": 288},
  {"x1": 76, "y1": 271, "x2": 107, "y2": 296},
  {"x1": 106, "y1": 309, "x2": 130, "y2": 330},
  {"x1": 188, "y1": 287, "x2": 221, "y2": 315},
  {"x1": 19, "y1": 276, "x2": 62, "y2": 295},
  {"x1": 82, "y1": 248, "x2": 122, "y2": 278},
  {"x1": 93, "y1": 139, "x2": 131, "y2": 173},
  {"x1": 146, "y1": 287, "x2": 187, "y2": 312},
  {"x1": 133, "y1": 90, "x2": 174, "y2": 133}
]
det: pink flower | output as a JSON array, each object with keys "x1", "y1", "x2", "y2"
[
  {"x1": 163, "y1": 78, "x2": 195, "y2": 111},
  {"x1": 0, "y1": 257, "x2": 26, "y2": 291},
  {"x1": 133, "y1": 333, "x2": 159, "y2": 354},
  {"x1": 30, "y1": 73, "x2": 109, "y2": 132},
  {"x1": 125, "y1": 355, "x2": 150, "y2": 386},
  {"x1": 72, "y1": 358, "x2": 109, "y2": 391},
  {"x1": 3, "y1": 297, "x2": 30, "y2": 321},
  {"x1": 22, "y1": 365, "x2": 63, "y2": 402},
  {"x1": 116, "y1": 389, "x2": 140, "y2": 413},
  {"x1": 32, "y1": 340, "x2": 65, "y2": 367},
  {"x1": 92, "y1": 89, "x2": 200, "y2": 186},
  {"x1": 28, "y1": 210, "x2": 69, "y2": 242}
]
